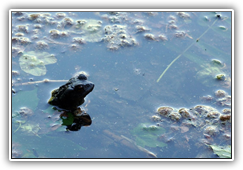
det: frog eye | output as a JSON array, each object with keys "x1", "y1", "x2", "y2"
[
  {"x1": 78, "y1": 74, "x2": 87, "y2": 80},
  {"x1": 75, "y1": 85, "x2": 83, "y2": 90}
]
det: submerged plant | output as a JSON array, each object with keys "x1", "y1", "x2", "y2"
[{"x1": 131, "y1": 123, "x2": 167, "y2": 148}]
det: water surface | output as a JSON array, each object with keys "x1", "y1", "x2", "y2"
[{"x1": 11, "y1": 11, "x2": 232, "y2": 159}]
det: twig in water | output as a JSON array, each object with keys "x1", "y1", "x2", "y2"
[
  {"x1": 14, "y1": 79, "x2": 68, "y2": 86},
  {"x1": 157, "y1": 18, "x2": 218, "y2": 83}
]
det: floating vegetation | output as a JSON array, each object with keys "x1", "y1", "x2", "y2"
[
  {"x1": 15, "y1": 122, "x2": 41, "y2": 137},
  {"x1": 16, "y1": 25, "x2": 28, "y2": 33},
  {"x1": 11, "y1": 11, "x2": 232, "y2": 158},
  {"x1": 49, "y1": 29, "x2": 69, "y2": 38},
  {"x1": 140, "y1": 32, "x2": 168, "y2": 42},
  {"x1": 196, "y1": 60, "x2": 228, "y2": 86},
  {"x1": 19, "y1": 51, "x2": 57, "y2": 76},
  {"x1": 49, "y1": 29, "x2": 60, "y2": 38},
  {"x1": 14, "y1": 118, "x2": 41, "y2": 139},
  {"x1": 131, "y1": 123, "x2": 167, "y2": 148},
  {"x1": 103, "y1": 130, "x2": 157, "y2": 158},
  {"x1": 177, "y1": 12, "x2": 191, "y2": 19},
  {"x1": 144, "y1": 33, "x2": 157, "y2": 41},
  {"x1": 12, "y1": 37, "x2": 31, "y2": 45},
  {"x1": 55, "y1": 12, "x2": 66, "y2": 18},
  {"x1": 174, "y1": 30, "x2": 192, "y2": 39},
  {"x1": 73, "y1": 19, "x2": 103, "y2": 42},
  {"x1": 103, "y1": 24, "x2": 138, "y2": 50},
  {"x1": 15, "y1": 32, "x2": 24, "y2": 36},
  {"x1": 157, "y1": 106, "x2": 173, "y2": 117},
  {"x1": 218, "y1": 25, "x2": 228, "y2": 31},
  {"x1": 168, "y1": 112, "x2": 182, "y2": 121},
  {"x1": 12, "y1": 70, "x2": 20, "y2": 76},
  {"x1": 151, "y1": 115, "x2": 161, "y2": 122},
  {"x1": 61, "y1": 17, "x2": 74, "y2": 27},
  {"x1": 28, "y1": 13, "x2": 41, "y2": 20},
  {"x1": 72, "y1": 37, "x2": 86, "y2": 44},
  {"x1": 201, "y1": 90, "x2": 231, "y2": 108},
  {"x1": 216, "y1": 74, "x2": 226, "y2": 80},
  {"x1": 139, "y1": 88, "x2": 232, "y2": 158},
  {"x1": 211, "y1": 59, "x2": 224, "y2": 67},
  {"x1": 135, "y1": 25, "x2": 150, "y2": 33},
  {"x1": 158, "y1": 34, "x2": 168, "y2": 41},
  {"x1": 208, "y1": 145, "x2": 231, "y2": 158},
  {"x1": 18, "y1": 107, "x2": 33, "y2": 117},
  {"x1": 36, "y1": 41, "x2": 49, "y2": 49}
]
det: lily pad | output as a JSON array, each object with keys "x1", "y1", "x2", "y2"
[
  {"x1": 209, "y1": 145, "x2": 231, "y2": 158},
  {"x1": 131, "y1": 123, "x2": 166, "y2": 148},
  {"x1": 19, "y1": 51, "x2": 57, "y2": 76}
]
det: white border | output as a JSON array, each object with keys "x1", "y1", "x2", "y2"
[{"x1": 9, "y1": 9, "x2": 234, "y2": 161}]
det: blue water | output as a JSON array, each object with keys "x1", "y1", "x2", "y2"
[{"x1": 11, "y1": 11, "x2": 232, "y2": 159}]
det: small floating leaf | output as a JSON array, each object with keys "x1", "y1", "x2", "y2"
[
  {"x1": 209, "y1": 145, "x2": 231, "y2": 158},
  {"x1": 19, "y1": 51, "x2": 57, "y2": 76}
]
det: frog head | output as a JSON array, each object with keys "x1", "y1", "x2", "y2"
[{"x1": 48, "y1": 74, "x2": 94, "y2": 110}]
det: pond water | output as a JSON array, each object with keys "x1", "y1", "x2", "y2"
[{"x1": 11, "y1": 11, "x2": 232, "y2": 159}]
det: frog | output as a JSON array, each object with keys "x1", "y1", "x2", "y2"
[{"x1": 48, "y1": 74, "x2": 94, "y2": 110}]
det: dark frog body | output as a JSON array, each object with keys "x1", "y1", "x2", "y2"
[{"x1": 48, "y1": 74, "x2": 94, "y2": 110}]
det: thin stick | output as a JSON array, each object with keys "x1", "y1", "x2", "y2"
[
  {"x1": 157, "y1": 18, "x2": 218, "y2": 83},
  {"x1": 14, "y1": 79, "x2": 68, "y2": 86}
]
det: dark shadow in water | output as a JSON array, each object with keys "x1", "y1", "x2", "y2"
[{"x1": 60, "y1": 109, "x2": 92, "y2": 131}]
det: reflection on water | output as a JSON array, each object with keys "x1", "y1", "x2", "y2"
[
  {"x1": 11, "y1": 11, "x2": 232, "y2": 159},
  {"x1": 60, "y1": 109, "x2": 92, "y2": 131}
]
